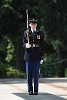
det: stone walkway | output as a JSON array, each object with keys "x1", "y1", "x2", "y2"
[{"x1": 0, "y1": 78, "x2": 67, "y2": 100}]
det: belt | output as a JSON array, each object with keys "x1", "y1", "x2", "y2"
[{"x1": 31, "y1": 44, "x2": 39, "y2": 48}]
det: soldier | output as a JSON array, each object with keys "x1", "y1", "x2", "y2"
[{"x1": 23, "y1": 18, "x2": 44, "y2": 95}]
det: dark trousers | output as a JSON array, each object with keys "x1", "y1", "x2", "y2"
[{"x1": 26, "y1": 61, "x2": 40, "y2": 92}]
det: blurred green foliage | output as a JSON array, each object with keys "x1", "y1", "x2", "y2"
[{"x1": 0, "y1": 0, "x2": 67, "y2": 78}]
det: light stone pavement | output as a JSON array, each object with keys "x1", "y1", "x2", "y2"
[{"x1": 0, "y1": 78, "x2": 67, "y2": 100}]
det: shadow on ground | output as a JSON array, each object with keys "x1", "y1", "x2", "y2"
[{"x1": 13, "y1": 93, "x2": 67, "y2": 100}]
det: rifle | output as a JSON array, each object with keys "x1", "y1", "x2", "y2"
[
  {"x1": 26, "y1": 9, "x2": 30, "y2": 44},
  {"x1": 26, "y1": 9, "x2": 28, "y2": 29}
]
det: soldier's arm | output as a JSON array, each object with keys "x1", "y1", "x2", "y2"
[
  {"x1": 23, "y1": 30, "x2": 31, "y2": 50},
  {"x1": 23, "y1": 31, "x2": 27, "y2": 49}
]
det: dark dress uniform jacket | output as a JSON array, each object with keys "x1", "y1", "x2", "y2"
[{"x1": 23, "y1": 29, "x2": 44, "y2": 62}]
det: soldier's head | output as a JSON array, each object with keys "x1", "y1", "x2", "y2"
[{"x1": 29, "y1": 18, "x2": 37, "y2": 30}]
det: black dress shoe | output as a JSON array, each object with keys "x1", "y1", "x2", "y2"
[
  {"x1": 34, "y1": 92, "x2": 38, "y2": 95},
  {"x1": 29, "y1": 91, "x2": 33, "y2": 95}
]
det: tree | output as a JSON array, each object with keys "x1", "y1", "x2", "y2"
[
  {"x1": 0, "y1": 0, "x2": 67, "y2": 77},
  {"x1": 41, "y1": 0, "x2": 67, "y2": 77}
]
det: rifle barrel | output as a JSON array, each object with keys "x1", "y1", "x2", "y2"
[{"x1": 26, "y1": 9, "x2": 28, "y2": 29}]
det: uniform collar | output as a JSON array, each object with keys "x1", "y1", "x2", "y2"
[{"x1": 31, "y1": 29, "x2": 36, "y2": 33}]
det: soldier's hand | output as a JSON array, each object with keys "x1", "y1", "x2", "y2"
[
  {"x1": 40, "y1": 60, "x2": 43, "y2": 64},
  {"x1": 26, "y1": 43, "x2": 31, "y2": 48}
]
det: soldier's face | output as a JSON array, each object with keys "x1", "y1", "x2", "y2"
[{"x1": 29, "y1": 23, "x2": 37, "y2": 29}]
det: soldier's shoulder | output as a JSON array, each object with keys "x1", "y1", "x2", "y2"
[
  {"x1": 24, "y1": 29, "x2": 29, "y2": 34},
  {"x1": 37, "y1": 29, "x2": 42, "y2": 32},
  {"x1": 37, "y1": 29, "x2": 43, "y2": 34},
  {"x1": 24, "y1": 29, "x2": 29, "y2": 33}
]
